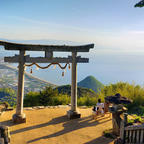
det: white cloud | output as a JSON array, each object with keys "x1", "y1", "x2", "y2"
[{"x1": 128, "y1": 30, "x2": 144, "y2": 34}]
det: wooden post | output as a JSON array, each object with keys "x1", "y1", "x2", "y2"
[
  {"x1": 120, "y1": 113, "x2": 128, "y2": 142},
  {"x1": 12, "y1": 50, "x2": 26, "y2": 123},
  {"x1": 67, "y1": 51, "x2": 81, "y2": 119}
]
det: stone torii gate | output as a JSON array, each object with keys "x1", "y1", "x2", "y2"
[{"x1": 0, "y1": 41, "x2": 94, "y2": 123}]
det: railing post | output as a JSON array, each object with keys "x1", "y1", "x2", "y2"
[{"x1": 120, "y1": 113, "x2": 128, "y2": 142}]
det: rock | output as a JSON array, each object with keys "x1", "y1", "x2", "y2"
[
  {"x1": 49, "y1": 106, "x2": 54, "y2": 109},
  {"x1": 79, "y1": 106, "x2": 87, "y2": 109},
  {"x1": 0, "y1": 138, "x2": 4, "y2": 144},
  {"x1": 32, "y1": 106, "x2": 45, "y2": 109},
  {"x1": 24, "y1": 107, "x2": 33, "y2": 110},
  {"x1": 5, "y1": 108, "x2": 13, "y2": 111},
  {"x1": 0, "y1": 126, "x2": 10, "y2": 144},
  {"x1": 58, "y1": 105, "x2": 68, "y2": 108},
  {"x1": 45, "y1": 106, "x2": 51, "y2": 108},
  {"x1": 32, "y1": 106, "x2": 39, "y2": 109},
  {"x1": 36, "y1": 106, "x2": 45, "y2": 109}
]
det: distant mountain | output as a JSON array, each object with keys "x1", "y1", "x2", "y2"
[
  {"x1": 78, "y1": 76, "x2": 104, "y2": 92},
  {"x1": 0, "y1": 63, "x2": 56, "y2": 93},
  {"x1": 56, "y1": 85, "x2": 96, "y2": 98}
]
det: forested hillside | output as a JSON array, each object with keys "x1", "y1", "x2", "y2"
[
  {"x1": 78, "y1": 76, "x2": 104, "y2": 92},
  {"x1": 56, "y1": 85, "x2": 96, "y2": 98}
]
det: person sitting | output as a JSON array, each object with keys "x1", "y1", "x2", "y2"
[
  {"x1": 96, "y1": 98, "x2": 104, "y2": 115},
  {"x1": 92, "y1": 98, "x2": 104, "y2": 119}
]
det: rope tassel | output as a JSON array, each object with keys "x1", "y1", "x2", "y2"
[
  {"x1": 62, "y1": 71, "x2": 64, "y2": 77},
  {"x1": 68, "y1": 64, "x2": 71, "y2": 69},
  {"x1": 30, "y1": 68, "x2": 33, "y2": 74},
  {"x1": 53, "y1": 65, "x2": 56, "y2": 69}
]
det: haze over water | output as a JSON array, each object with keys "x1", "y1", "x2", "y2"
[{"x1": 1, "y1": 45, "x2": 144, "y2": 86}]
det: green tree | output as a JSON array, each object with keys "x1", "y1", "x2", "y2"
[
  {"x1": 24, "y1": 91, "x2": 40, "y2": 107},
  {"x1": 135, "y1": 0, "x2": 144, "y2": 7},
  {"x1": 0, "y1": 88, "x2": 16, "y2": 107},
  {"x1": 39, "y1": 87, "x2": 59, "y2": 106}
]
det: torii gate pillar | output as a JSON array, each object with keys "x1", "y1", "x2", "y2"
[
  {"x1": 67, "y1": 52, "x2": 81, "y2": 119},
  {"x1": 12, "y1": 50, "x2": 26, "y2": 123}
]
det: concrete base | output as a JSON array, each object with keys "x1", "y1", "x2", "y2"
[
  {"x1": 67, "y1": 110, "x2": 81, "y2": 119},
  {"x1": 12, "y1": 113, "x2": 26, "y2": 124}
]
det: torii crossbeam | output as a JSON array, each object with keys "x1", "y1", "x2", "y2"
[{"x1": 0, "y1": 40, "x2": 94, "y2": 123}]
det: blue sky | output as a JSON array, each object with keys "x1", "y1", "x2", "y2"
[
  {"x1": 1, "y1": 0, "x2": 144, "y2": 85},
  {"x1": 0, "y1": 0, "x2": 144, "y2": 53}
]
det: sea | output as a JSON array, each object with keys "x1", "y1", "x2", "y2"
[{"x1": 1, "y1": 44, "x2": 144, "y2": 86}]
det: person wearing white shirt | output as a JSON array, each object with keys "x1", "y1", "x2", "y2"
[{"x1": 96, "y1": 98, "x2": 104, "y2": 114}]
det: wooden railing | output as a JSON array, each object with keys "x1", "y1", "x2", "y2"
[{"x1": 120, "y1": 113, "x2": 144, "y2": 143}]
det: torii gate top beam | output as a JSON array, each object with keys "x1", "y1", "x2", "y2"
[{"x1": 0, "y1": 40, "x2": 94, "y2": 52}]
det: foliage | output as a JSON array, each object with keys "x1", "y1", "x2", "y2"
[
  {"x1": 0, "y1": 88, "x2": 16, "y2": 107},
  {"x1": 39, "y1": 87, "x2": 59, "y2": 106},
  {"x1": 78, "y1": 75, "x2": 104, "y2": 92},
  {"x1": 103, "y1": 128, "x2": 116, "y2": 139},
  {"x1": 78, "y1": 96, "x2": 97, "y2": 106},
  {"x1": 24, "y1": 82, "x2": 144, "y2": 112},
  {"x1": 52, "y1": 94, "x2": 70, "y2": 105},
  {"x1": 0, "y1": 101, "x2": 10, "y2": 108},
  {"x1": 56, "y1": 85, "x2": 97, "y2": 98},
  {"x1": 127, "y1": 114, "x2": 144, "y2": 124},
  {"x1": 24, "y1": 91, "x2": 40, "y2": 107},
  {"x1": 24, "y1": 86, "x2": 98, "y2": 107},
  {"x1": 24, "y1": 87, "x2": 70, "y2": 106},
  {"x1": 98, "y1": 82, "x2": 144, "y2": 115},
  {"x1": 135, "y1": 0, "x2": 144, "y2": 7}
]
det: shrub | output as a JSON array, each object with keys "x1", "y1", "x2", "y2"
[
  {"x1": 0, "y1": 88, "x2": 16, "y2": 107},
  {"x1": 78, "y1": 96, "x2": 97, "y2": 106},
  {"x1": 24, "y1": 87, "x2": 70, "y2": 106},
  {"x1": 39, "y1": 87, "x2": 59, "y2": 106},
  {"x1": 24, "y1": 91, "x2": 40, "y2": 107},
  {"x1": 23, "y1": 82, "x2": 144, "y2": 113},
  {"x1": 98, "y1": 82, "x2": 144, "y2": 114}
]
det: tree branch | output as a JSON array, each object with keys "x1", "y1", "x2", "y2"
[{"x1": 135, "y1": 0, "x2": 144, "y2": 7}]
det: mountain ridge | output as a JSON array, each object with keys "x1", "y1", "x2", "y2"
[
  {"x1": 56, "y1": 84, "x2": 96, "y2": 98},
  {"x1": 0, "y1": 63, "x2": 56, "y2": 93},
  {"x1": 78, "y1": 75, "x2": 104, "y2": 92}
]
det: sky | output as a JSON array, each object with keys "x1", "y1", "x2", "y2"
[
  {"x1": 0, "y1": 0, "x2": 144, "y2": 53},
  {"x1": 1, "y1": 0, "x2": 144, "y2": 85}
]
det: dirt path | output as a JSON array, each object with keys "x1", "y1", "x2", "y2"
[{"x1": 0, "y1": 107, "x2": 114, "y2": 144}]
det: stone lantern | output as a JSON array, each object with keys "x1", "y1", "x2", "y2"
[{"x1": 105, "y1": 93, "x2": 132, "y2": 135}]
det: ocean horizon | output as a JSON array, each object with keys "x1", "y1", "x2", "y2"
[{"x1": 1, "y1": 45, "x2": 144, "y2": 86}]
